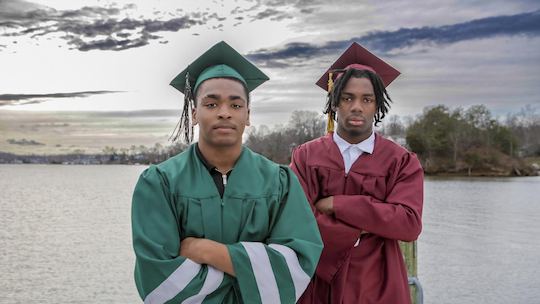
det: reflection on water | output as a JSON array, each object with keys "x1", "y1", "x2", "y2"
[{"x1": 1, "y1": 165, "x2": 539, "y2": 303}]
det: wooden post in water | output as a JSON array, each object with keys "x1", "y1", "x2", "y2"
[{"x1": 400, "y1": 241, "x2": 418, "y2": 304}]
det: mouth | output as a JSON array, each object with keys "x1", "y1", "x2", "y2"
[
  {"x1": 347, "y1": 117, "x2": 365, "y2": 127},
  {"x1": 213, "y1": 124, "x2": 236, "y2": 130}
]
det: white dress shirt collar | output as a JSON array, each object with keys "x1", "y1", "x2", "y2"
[
  {"x1": 333, "y1": 131, "x2": 375, "y2": 173},
  {"x1": 333, "y1": 131, "x2": 375, "y2": 155}
]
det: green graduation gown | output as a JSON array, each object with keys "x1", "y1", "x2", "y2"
[{"x1": 132, "y1": 145, "x2": 323, "y2": 303}]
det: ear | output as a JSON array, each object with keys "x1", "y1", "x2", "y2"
[
  {"x1": 192, "y1": 107, "x2": 198, "y2": 126},
  {"x1": 246, "y1": 108, "x2": 251, "y2": 126}
]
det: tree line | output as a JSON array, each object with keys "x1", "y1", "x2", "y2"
[
  {"x1": 3, "y1": 104, "x2": 539, "y2": 175},
  {"x1": 396, "y1": 105, "x2": 538, "y2": 175},
  {"x1": 245, "y1": 105, "x2": 539, "y2": 176}
]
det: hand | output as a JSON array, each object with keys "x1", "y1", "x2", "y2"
[
  {"x1": 180, "y1": 237, "x2": 209, "y2": 264},
  {"x1": 315, "y1": 196, "x2": 334, "y2": 215}
]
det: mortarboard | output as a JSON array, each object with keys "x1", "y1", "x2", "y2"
[
  {"x1": 170, "y1": 41, "x2": 269, "y2": 95},
  {"x1": 316, "y1": 42, "x2": 400, "y2": 90},
  {"x1": 316, "y1": 42, "x2": 400, "y2": 133}
]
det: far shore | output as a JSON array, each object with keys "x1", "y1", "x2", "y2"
[{"x1": 2, "y1": 158, "x2": 538, "y2": 177}]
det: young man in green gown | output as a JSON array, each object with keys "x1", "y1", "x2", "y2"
[{"x1": 131, "y1": 41, "x2": 323, "y2": 304}]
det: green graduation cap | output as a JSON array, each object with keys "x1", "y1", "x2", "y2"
[{"x1": 170, "y1": 41, "x2": 269, "y2": 95}]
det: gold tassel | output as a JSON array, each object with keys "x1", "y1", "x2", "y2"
[
  {"x1": 327, "y1": 112, "x2": 334, "y2": 133},
  {"x1": 326, "y1": 72, "x2": 335, "y2": 133}
]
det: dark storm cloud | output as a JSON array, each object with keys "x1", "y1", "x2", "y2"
[
  {"x1": 247, "y1": 9, "x2": 540, "y2": 67},
  {"x1": 363, "y1": 9, "x2": 540, "y2": 53},
  {"x1": 1, "y1": 0, "x2": 322, "y2": 52},
  {"x1": 0, "y1": 1, "x2": 224, "y2": 51},
  {"x1": 0, "y1": 91, "x2": 123, "y2": 106}
]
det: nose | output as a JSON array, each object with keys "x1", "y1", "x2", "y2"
[
  {"x1": 350, "y1": 99, "x2": 364, "y2": 112},
  {"x1": 217, "y1": 104, "x2": 232, "y2": 119}
]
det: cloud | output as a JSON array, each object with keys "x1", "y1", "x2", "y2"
[
  {"x1": 247, "y1": 9, "x2": 540, "y2": 67},
  {"x1": 262, "y1": 0, "x2": 323, "y2": 11},
  {"x1": 362, "y1": 9, "x2": 540, "y2": 53},
  {"x1": 0, "y1": 0, "x2": 47, "y2": 18},
  {"x1": 7, "y1": 138, "x2": 45, "y2": 146},
  {"x1": 84, "y1": 109, "x2": 180, "y2": 118},
  {"x1": 0, "y1": 91, "x2": 123, "y2": 106},
  {"x1": 250, "y1": 8, "x2": 292, "y2": 21},
  {"x1": 229, "y1": 0, "x2": 319, "y2": 22},
  {"x1": 299, "y1": 8, "x2": 316, "y2": 14},
  {"x1": 1, "y1": 0, "x2": 321, "y2": 52},
  {"x1": 67, "y1": 31, "x2": 162, "y2": 51},
  {"x1": 0, "y1": 1, "x2": 226, "y2": 51},
  {"x1": 0, "y1": 3, "x2": 121, "y2": 29},
  {"x1": 246, "y1": 0, "x2": 322, "y2": 20}
]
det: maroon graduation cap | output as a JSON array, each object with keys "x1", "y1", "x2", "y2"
[
  {"x1": 315, "y1": 42, "x2": 401, "y2": 91},
  {"x1": 316, "y1": 42, "x2": 401, "y2": 133}
]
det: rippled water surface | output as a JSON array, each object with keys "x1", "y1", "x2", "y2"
[{"x1": 1, "y1": 165, "x2": 539, "y2": 303}]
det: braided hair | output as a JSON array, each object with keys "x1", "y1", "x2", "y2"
[{"x1": 323, "y1": 68, "x2": 392, "y2": 126}]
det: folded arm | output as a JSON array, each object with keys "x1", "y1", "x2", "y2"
[
  {"x1": 132, "y1": 166, "x2": 231, "y2": 304},
  {"x1": 290, "y1": 147, "x2": 361, "y2": 282},
  {"x1": 331, "y1": 153, "x2": 424, "y2": 241},
  {"x1": 179, "y1": 237, "x2": 235, "y2": 276},
  {"x1": 225, "y1": 167, "x2": 323, "y2": 303}
]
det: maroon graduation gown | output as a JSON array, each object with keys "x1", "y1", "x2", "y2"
[{"x1": 290, "y1": 133, "x2": 423, "y2": 304}]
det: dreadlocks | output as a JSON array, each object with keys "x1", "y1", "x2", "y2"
[{"x1": 323, "y1": 68, "x2": 392, "y2": 126}]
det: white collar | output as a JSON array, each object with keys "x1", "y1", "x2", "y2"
[{"x1": 333, "y1": 131, "x2": 375, "y2": 155}]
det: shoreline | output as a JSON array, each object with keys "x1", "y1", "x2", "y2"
[
  {"x1": 1, "y1": 162, "x2": 538, "y2": 177},
  {"x1": 426, "y1": 172, "x2": 539, "y2": 177}
]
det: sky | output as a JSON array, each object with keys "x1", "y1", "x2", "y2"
[{"x1": 1, "y1": 0, "x2": 539, "y2": 154}]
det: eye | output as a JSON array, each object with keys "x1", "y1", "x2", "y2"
[
  {"x1": 205, "y1": 103, "x2": 217, "y2": 108},
  {"x1": 363, "y1": 97, "x2": 374, "y2": 103},
  {"x1": 231, "y1": 104, "x2": 243, "y2": 109},
  {"x1": 341, "y1": 96, "x2": 353, "y2": 102}
]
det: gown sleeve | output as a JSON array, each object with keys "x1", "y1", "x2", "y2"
[
  {"x1": 132, "y1": 166, "x2": 232, "y2": 304},
  {"x1": 226, "y1": 166, "x2": 323, "y2": 304},
  {"x1": 332, "y1": 152, "x2": 424, "y2": 241},
  {"x1": 290, "y1": 145, "x2": 361, "y2": 283}
]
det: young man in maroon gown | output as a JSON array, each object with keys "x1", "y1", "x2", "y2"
[{"x1": 290, "y1": 42, "x2": 424, "y2": 304}]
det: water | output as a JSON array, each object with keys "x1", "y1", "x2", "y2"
[
  {"x1": 0, "y1": 165, "x2": 143, "y2": 304},
  {"x1": 1, "y1": 165, "x2": 539, "y2": 303},
  {"x1": 420, "y1": 176, "x2": 540, "y2": 303}
]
